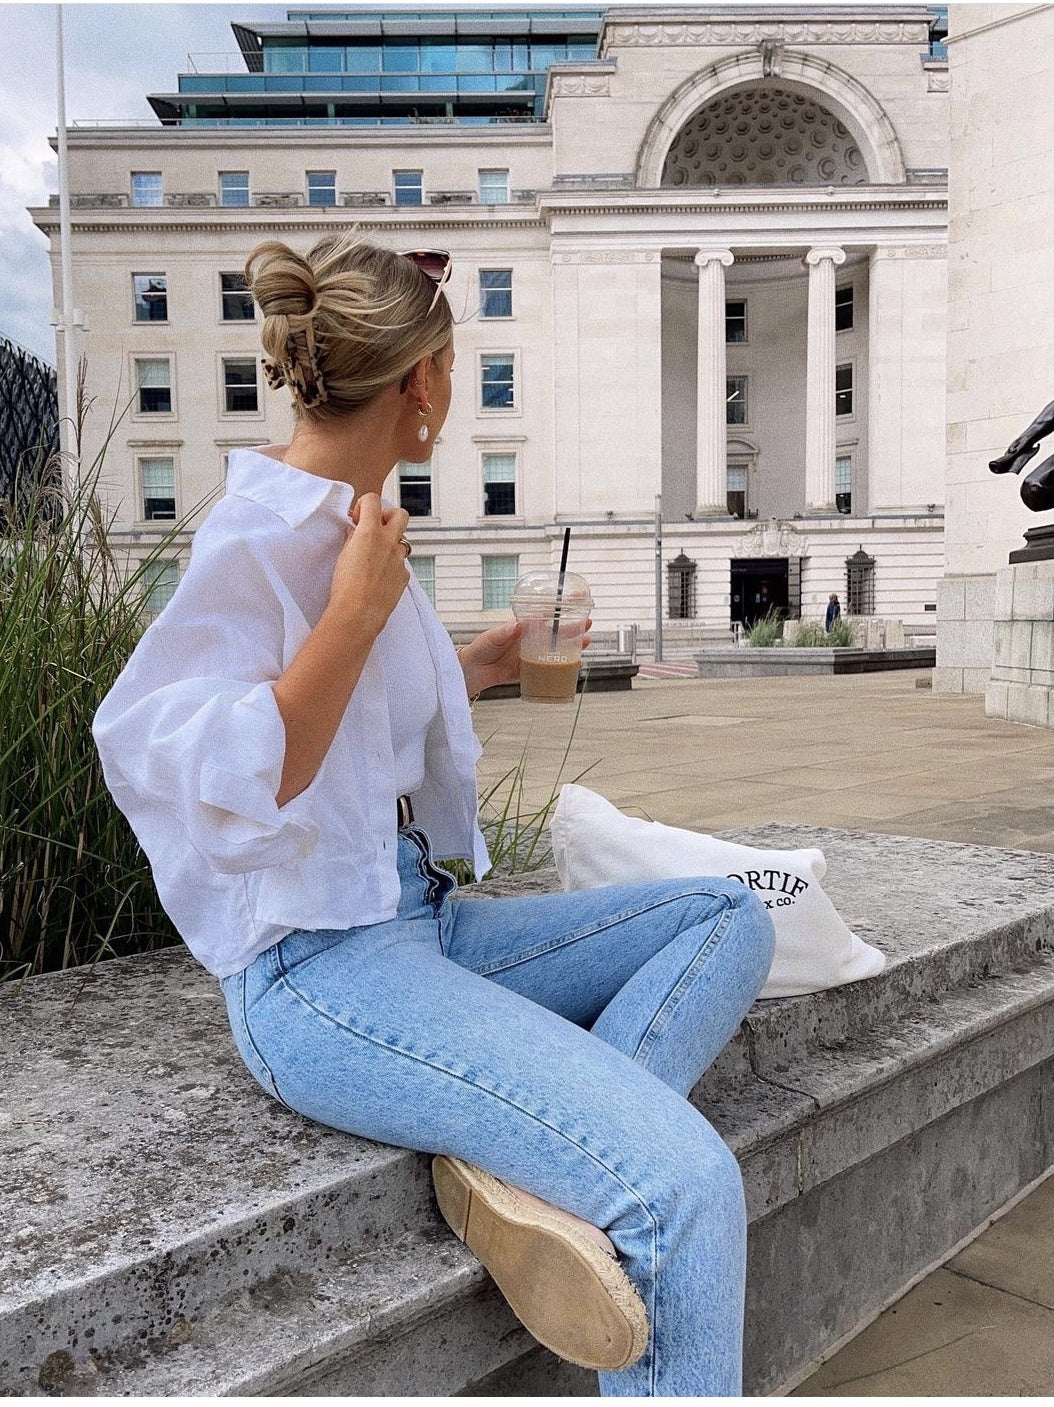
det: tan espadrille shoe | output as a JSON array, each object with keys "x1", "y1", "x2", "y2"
[{"x1": 431, "y1": 1155, "x2": 649, "y2": 1372}]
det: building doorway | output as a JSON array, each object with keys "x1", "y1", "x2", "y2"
[{"x1": 731, "y1": 557, "x2": 801, "y2": 629}]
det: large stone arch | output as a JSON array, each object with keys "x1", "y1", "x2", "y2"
[{"x1": 636, "y1": 49, "x2": 906, "y2": 187}]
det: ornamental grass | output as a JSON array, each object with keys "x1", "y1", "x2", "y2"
[{"x1": 0, "y1": 431, "x2": 181, "y2": 983}]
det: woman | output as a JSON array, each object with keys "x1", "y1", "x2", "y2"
[
  {"x1": 825, "y1": 593, "x2": 842, "y2": 632},
  {"x1": 93, "y1": 234, "x2": 775, "y2": 1396}
]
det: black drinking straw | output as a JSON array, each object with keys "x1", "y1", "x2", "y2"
[{"x1": 550, "y1": 526, "x2": 572, "y2": 648}]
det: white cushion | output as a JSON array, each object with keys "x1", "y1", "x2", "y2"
[{"x1": 549, "y1": 784, "x2": 886, "y2": 1000}]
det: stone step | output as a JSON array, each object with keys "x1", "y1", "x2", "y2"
[{"x1": 4, "y1": 827, "x2": 1053, "y2": 1396}]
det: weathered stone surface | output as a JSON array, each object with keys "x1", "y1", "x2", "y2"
[{"x1": 3, "y1": 826, "x2": 1053, "y2": 1396}]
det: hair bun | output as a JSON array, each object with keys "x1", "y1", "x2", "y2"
[{"x1": 244, "y1": 241, "x2": 319, "y2": 321}]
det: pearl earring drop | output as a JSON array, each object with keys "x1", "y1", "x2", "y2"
[
  {"x1": 417, "y1": 400, "x2": 433, "y2": 445},
  {"x1": 418, "y1": 423, "x2": 430, "y2": 443}
]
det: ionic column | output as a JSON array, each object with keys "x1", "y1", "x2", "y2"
[
  {"x1": 694, "y1": 248, "x2": 735, "y2": 516},
  {"x1": 804, "y1": 246, "x2": 847, "y2": 513}
]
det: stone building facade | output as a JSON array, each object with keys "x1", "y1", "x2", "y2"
[
  {"x1": 31, "y1": 4, "x2": 951, "y2": 642},
  {"x1": 938, "y1": 3, "x2": 1054, "y2": 705}
]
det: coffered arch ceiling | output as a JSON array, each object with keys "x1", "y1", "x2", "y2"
[
  {"x1": 662, "y1": 84, "x2": 867, "y2": 187},
  {"x1": 636, "y1": 49, "x2": 906, "y2": 187}
]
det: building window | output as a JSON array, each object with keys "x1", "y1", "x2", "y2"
[
  {"x1": 835, "y1": 284, "x2": 854, "y2": 332},
  {"x1": 835, "y1": 454, "x2": 852, "y2": 515},
  {"x1": 399, "y1": 460, "x2": 432, "y2": 516},
  {"x1": 222, "y1": 358, "x2": 259, "y2": 413},
  {"x1": 135, "y1": 358, "x2": 172, "y2": 414},
  {"x1": 726, "y1": 375, "x2": 748, "y2": 426},
  {"x1": 307, "y1": 170, "x2": 337, "y2": 207},
  {"x1": 727, "y1": 464, "x2": 747, "y2": 519},
  {"x1": 132, "y1": 274, "x2": 167, "y2": 322},
  {"x1": 725, "y1": 300, "x2": 747, "y2": 343},
  {"x1": 393, "y1": 169, "x2": 423, "y2": 206},
  {"x1": 836, "y1": 363, "x2": 854, "y2": 417},
  {"x1": 480, "y1": 269, "x2": 513, "y2": 319},
  {"x1": 482, "y1": 554, "x2": 519, "y2": 610},
  {"x1": 219, "y1": 171, "x2": 250, "y2": 207},
  {"x1": 481, "y1": 354, "x2": 515, "y2": 410},
  {"x1": 140, "y1": 456, "x2": 176, "y2": 521},
  {"x1": 220, "y1": 272, "x2": 255, "y2": 321},
  {"x1": 479, "y1": 169, "x2": 510, "y2": 205},
  {"x1": 143, "y1": 560, "x2": 179, "y2": 616},
  {"x1": 410, "y1": 554, "x2": 436, "y2": 605},
  {"x1": 667, "y1": 552, "x2": 697, "y2": 620},
  {"x1": 482, "y1": 452, "x2": 517, "y2": 516},
  {"x1": 131, "y1": 172, "x2": 163, "y2": 207},
  {"x1": 846, "y1": 548, "x2": 875, "y2": 615}
]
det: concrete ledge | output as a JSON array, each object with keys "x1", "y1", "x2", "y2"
[
  {"x1": 695, "y1": 647, "x2": 937, "y2": 677},
  {"x1": 3, "y1": 828, "x2": 1052, "y2": 1396}
]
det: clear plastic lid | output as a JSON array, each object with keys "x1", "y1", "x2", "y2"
[{"x1": 509, "y1": 568, "x2": 592, "y2": 616}]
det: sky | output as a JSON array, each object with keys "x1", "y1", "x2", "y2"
[{"x1": 0, "y1": 2, "x2": 293, "y2": 364}]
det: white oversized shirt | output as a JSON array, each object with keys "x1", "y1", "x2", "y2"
[{"x1": 93, "y1": 447, "x2": 490, "y2": 979}]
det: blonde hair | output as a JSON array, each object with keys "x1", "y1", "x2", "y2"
[{"x1": 244, "y1": 233, "x2": 453, "y2": 420}]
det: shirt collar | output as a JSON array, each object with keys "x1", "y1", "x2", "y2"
[{"x1": 225, "y1": 446, "x2": 355, "y2": 529}]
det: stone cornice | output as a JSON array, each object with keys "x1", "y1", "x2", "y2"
[
  {"x1": 55, "y1": 124, "x2": 552, "y2": 156},
  {"x1": 600, "y1": 12, "x2": 932, "y2": 53},
  {"x1": 537, "y1": 187, "x2": 947, "y2": 218},
  {"x1": 29, "y1": 207, "x2": 546, "y2": 236}
]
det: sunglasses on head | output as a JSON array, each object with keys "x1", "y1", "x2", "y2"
[{"x1": 401, "y1": 248, "x2": 452, "y2": 315}]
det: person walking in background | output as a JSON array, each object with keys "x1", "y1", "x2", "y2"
[{"x1": 825, "y1": 593, "x2": 842, "y2": 632}]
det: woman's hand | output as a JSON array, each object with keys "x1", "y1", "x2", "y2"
[
  {"x1": 457, "y1": 619, "x2": 592, "y2": 701},
  {"x1": 324, "y1": 494, "x2": 410, "y2": 637}
]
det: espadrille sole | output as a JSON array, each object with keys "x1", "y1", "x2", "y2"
[{"x1": 432, "y1": 1155, "x2": 649, "y2": 1372}]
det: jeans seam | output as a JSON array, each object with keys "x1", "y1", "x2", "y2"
[
  {"x1": 273, "y1": 964, "x2": 661, "y2": 1354},
  {"x1": 473, "y1": 887, "x2": 735, "y2": 978},
  {"x1": 237, "y1": 969, "x2": 291, "y2": 1107},
  {"x1": 632, "y1": 905, "x2": 732, "y2": 1067}
]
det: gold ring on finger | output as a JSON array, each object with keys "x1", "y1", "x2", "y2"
[{"x1": 400, "y1": 537, "x2": 413, "y2": 558}]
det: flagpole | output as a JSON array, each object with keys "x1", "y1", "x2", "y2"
[{"x1": 55, "y1": 2, "x2": 79, "y2": 487}]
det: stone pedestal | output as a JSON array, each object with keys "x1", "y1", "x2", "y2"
[{"x1": 986, "y1": 559, "x2": 1054, "y2": 729}]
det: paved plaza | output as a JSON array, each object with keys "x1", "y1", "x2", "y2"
[{"x1": 474, "y1": 670, "x2": 1054, "y2": 1396}]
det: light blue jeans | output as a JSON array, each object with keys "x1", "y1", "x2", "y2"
[{"x1": 222, "y1": 826, "x2": 775, "y2": 1397}]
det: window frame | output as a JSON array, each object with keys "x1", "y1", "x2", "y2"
[
  {"x1": 220, "y1": 272, "x2": 256, "y2": 322},
  {"x1": 393, "y1": 168, "x2": 424, "y2": 206},
  {"x1": 481, "y1": 449, "x2": 518, "y2": 518},
  {"x1": 142, "y1": 560, "x2": 180, "y2": 617},
  {"x1": 835, "y1": 362, "x2": 855, "y2": 418},
  {"x1": 409, "y1": 553, "x2": 436, "y2": 606},
  {"x1": 479, "y1": 350, "x2": 518, "y2": 415},
  {"x1": 306, "y1": 169, "x2": 337, "y2": 207},
  {"x1": 132, "y1": 355, "x2": 174, "y2": 417},
  {"x1": 219, "y1": 170, "x2": 251, "y2": 208},
  {"x1": 835, "y1": 283, "x2": 854, "y2": 333},
  {"x1": 726, "y1": 462, "x2": 748, "y2": 520},
  {"x1": 397, "y1": 457, "x2": 434, "y2": 518},
  {"x1": 132, "y1": 273, "x2": 168, "y2": 324},
  {"x1": 835, "y1": 453, "x2": 853, "y2": 515},
  {"x1": 478, "y1": 168, "x2": 510, "y2": 205},
  {"x1": 481, "y1": 553, "x2": 519, "y2": 612},
  {"x1": 725, "y1": 299, "x2": 747, "y2": 344},
  {"x1": 220, "y1": 356, "x2": 261, "y2": 416},
  {"x1": 131, "y1": 171, "x2": 163, "y2": 208},
  {"x1": 138, "y1": 453, "x2": 178, "y2": 523},
  {"x1": 726, "y1": 374, "x2": 749, "y2": 427},
  {"x1": 479, "y1": 268, "x2": 513, "y2": 320}
]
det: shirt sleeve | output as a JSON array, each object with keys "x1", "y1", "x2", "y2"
[{"x1": 93, "y1": 525, "x2": 321, "y2": 876}]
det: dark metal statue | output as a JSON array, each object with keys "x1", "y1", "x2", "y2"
[{"x1": 989, "y1": 402, "x2": 1054, "y2": 511}]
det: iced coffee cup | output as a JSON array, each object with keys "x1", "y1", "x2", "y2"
[{"x1": 510, "y1": 568, "x2": 592, "y2": 703}]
